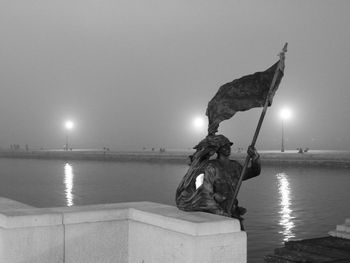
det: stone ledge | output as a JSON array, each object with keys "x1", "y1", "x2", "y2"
[
  {"x1": 0, "y1": 197, "x2": 33, "y2": 210},
  {"x1": 0, "y1": 198, "x2": 62, "y2": 229},
  {"x1": 129, "y1": 206, "x2": 240, "y2": 236},
  {"x1": 336, "y1": 224, "x2": 350, "y2": 233},
  {"x1": 0, "y1": 208, "x2": 62, "y2": 228},
  {"x1": 0, "y1": 200, "x2": 240, "y2": 237},
  {"x1": 0, "y1": 198, "x2": 246, "y2": 263},
  {"x1": 328, "y1": 230, "x2": 350, "y2": 239},
  {"x1": 329, "y1": 218, "x2": 350, "y2": 240},
  {"x1": 48, "y1": 201, "x2": 168, "y2": 224}
]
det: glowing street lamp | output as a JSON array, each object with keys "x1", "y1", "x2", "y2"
[
  {"x1": 191, "y1": 116, "x2": 206, "y2": 136},
  {"x1": 193, "y1": 116, "x2": 205, "y2": 130},
  {"x1": 280, "y1": 108, "x2": 292, "y2": 152},
  {"x1": 64, "y1": 120, "x2": 74, "y2": 151}
]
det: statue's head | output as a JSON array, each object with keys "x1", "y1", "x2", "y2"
[
  {"x1": 193, "y1": 134, "x2": 233, "y2": 156},
  {"x1": 214, "y1": 135, "x2": 233, "y2": 148}
]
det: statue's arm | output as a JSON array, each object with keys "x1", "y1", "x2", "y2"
[{"x1": 243, "y1": 146, "x2": 261, "y2": 180}]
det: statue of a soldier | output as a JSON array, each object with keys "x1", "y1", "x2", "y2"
[
  {"x1": 176, "y1": 134, "x2": 261, "y2": 230},
  {"x1": 176, "y1": 44, "x2": 287, "y2": 230}
]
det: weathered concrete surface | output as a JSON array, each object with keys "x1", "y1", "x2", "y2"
[
  {"x1": 65, "y1": 221, "x2": 128, "y2": 263},
  {"x1": 128, "y1": 205, "x2": 245, "y2": 263},
  {"x1": 0, "y1": 198, "x2": 33, "y2": 210},
  {"x1": 265, "y1": 237, "x2": 350, "y2": 262},
  {"x1": 0, "y1": 197, "x2": 246, "y2": 263},
  {"x1": 329, "y1": 218, "x2": 350, "y2": 240},
  {"x1": 0, "y1": 198, "x2": 64, "y2": 263},
  {"x1": 0, "y1": 225, "x2": 64, "y2": 263},
  {"x1": 265, "y1": 220, "x2": 350, "y2": 262}
]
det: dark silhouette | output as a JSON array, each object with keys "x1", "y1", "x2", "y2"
[{"x1": 176, "y1": 134, "x2": 261, "y2": 230}]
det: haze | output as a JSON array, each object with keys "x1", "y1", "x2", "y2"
[{"x1": 1, "y1": 1, "x2": 350, "y2": 151}]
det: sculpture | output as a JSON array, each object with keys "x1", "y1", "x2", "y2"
[
  {"x1": 176, "y1": 44, "x2": 287, "y2": 230},
  {"x1": 175, "y1": 134, "x2": 261, "y2": 230}
]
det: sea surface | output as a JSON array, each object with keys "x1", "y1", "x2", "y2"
[{"x1": 0, "y1": 158, "x2": 349, "y2": 262}]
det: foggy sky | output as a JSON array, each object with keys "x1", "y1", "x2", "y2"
[{"x1": 1, "y1": 0, "x2": 350, "y2": 151}]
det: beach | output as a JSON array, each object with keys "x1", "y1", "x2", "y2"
[{"x1": 1, "y1": 149, "x2": 350, "y2": 168}]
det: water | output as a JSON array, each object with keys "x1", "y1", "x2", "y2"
[{"x1": 0, "y1": 158, "x2": 349, "y2": 262}]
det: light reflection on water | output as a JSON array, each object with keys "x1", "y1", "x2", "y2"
[
  {"x1": 276, "y1": 172, "x2": 295, "y2": 242},
  {"x1": 64, "y1": 163, "x2": 74, "y2": 206}
]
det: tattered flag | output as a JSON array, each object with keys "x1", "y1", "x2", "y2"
[{"x1": 206, "y1": 60, "x2": 285, "y2": 135}]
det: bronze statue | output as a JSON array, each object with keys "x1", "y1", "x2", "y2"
[
  {"x1": 176, "y1": 135, "x2": 260, "y2": 230},
  {"x1": 176, "y1": 44, "x2": 287, "y2": 230}
]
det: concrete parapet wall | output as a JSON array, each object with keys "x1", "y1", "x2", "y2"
[
  {"x1": 329, "y1": 218, "x2": 350, "y2": 240},
  {"x1": 0, "y1": 198, "x2": 246, "y2": 263}
]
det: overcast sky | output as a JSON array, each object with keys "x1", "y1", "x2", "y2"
[{"x1": 1, "y1": 0, "x2": 350, "y2": 151}]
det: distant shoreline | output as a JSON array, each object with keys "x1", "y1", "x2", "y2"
[{"x1": 1, "y1": 150, "x2": 350, "y2": 168}]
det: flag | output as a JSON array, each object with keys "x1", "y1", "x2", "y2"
[{"x1": 206, "y1": 59, "x2": 285, "y2": 135}]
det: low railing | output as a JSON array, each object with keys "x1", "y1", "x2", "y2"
[{"x1": 0, "y1": 198, "x2": 246, "y2": 263}]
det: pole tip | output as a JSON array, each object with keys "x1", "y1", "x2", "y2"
[
  {"x1": 282, "y1": 43, "x2": 288, "y2": 53},
  {"x1": 279, "y1": 43, "x2": 288, "y2": 61}
]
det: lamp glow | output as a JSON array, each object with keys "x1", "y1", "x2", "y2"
[
  {"x1": 65, "y1": 121, "x2": 74, "y2": 130},
  {"x1": 193, "y1": 116, "x2": 205, "y2": 129},
  {"x1": 280, "y1": 108, "x2": 292, "y2": 120},
  {"x1": 64, "y1": 120, "x2": 74, "y2": 151},
  {"x1": 279, "y1": 108, "x2": 292, "y2": 152}
]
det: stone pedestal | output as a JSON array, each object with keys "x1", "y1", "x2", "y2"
[{"x1": 0, "y1": 197, "x2": 246, "y2": 263}]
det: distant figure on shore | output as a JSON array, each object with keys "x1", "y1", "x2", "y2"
[
  {"x1": 304, "y1": 147, "x2": 309, "y2": 153},
  {"x1": 159, "y1": 147, "x2": 166, "y2": 153},
  {"x1": 176, "y1": 134, "x2": 261, "y2": 230},
  {"x1": 298, "y1": 147, "x2": 303, "y2": 154},
  {"x1": 103, "y1": 147, "x2": 110, "y2": 154},
  {"x1": 10, "y1": 144, "x2": 20, "y2": 151}
]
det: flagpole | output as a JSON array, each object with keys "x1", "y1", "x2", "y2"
[{"x1": 229, "y1": 43, "x2": 288, "y2": 215}]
